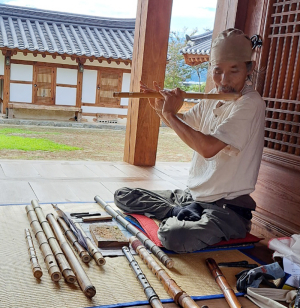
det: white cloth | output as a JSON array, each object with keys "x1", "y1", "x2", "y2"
[
  {"x1": 245, "y1": 287, "x2": 297, "y2": 308},
  {"x1": 183, "y1": 85, "x2": 266, "y2": 203},
  {"x1": 268, "y1": 234, "x2": 300, "y2": 266}
]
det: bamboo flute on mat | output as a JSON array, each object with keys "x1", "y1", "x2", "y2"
[
  {"x1": 74, "y1": 222, "x2": 105, "y2": 266},
  {"x1": 25, "y1": 204, "x2": 62, "y2": 282},
  {"x1": 113, "y1": 92, "x2": 241, "y2": 101},
  {"x1": 47, "y1": 213, "x2": 96, "y2": 298},
  {"x1": 122, "y1": 246, "x2": 164, "y2": 308},
  {"x1": 24, "y1": 228, "x2": 43, "y2": 279},
  {"x1": 129, "y1": 237, "x2": 201, "y2": 308},
  {"x1": 31, "y1": 200, "x2": 76, "y2": 283},
  {"x1": 206, "y1": 258, "x2": 242, "y2": 308},
  {"x1": 94, "y1": 195, "x2": 174, "y2": 269},
  {"x1": 57, "y1": 217, "x2": 91, "y2": 263}
]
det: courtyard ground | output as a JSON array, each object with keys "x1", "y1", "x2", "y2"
[{"x1": 0, "y1": 124, "x2": 193, "y2": 162}]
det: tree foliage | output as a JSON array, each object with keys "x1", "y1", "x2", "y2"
[
  {"x1": 164, "y1": 29, "x2": 197, "y2": 91},
  {"x1": 164, "y1": 28, "x2": 209, "y2": 92}
]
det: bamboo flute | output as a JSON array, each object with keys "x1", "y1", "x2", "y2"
[
  {"x1": 122, "y1": 246, "x2": 164, "y2": 308},
  {"x1": 46, "y1": 213, "x2": 96, "y2": 298},
  {"x1": 206, "y1": 258, "x2": 242, "y2": 308},
  {"x1": 74, "y1": 222, "x2": 105, "y2": 266},
  {"x1": 57, "y1": 217, "x2": 92, "y2": 263},
  {"x1": 113, "y1": 92, "x2": 241, "y2": 101},
  {"x1": 31, "y1": 200, "x2": 76, "y2": 284},
  {"x1": 94, "y1": 195, "x2": 174, "y2": 269},
  {"x1": 25, "y1": 205, "x2": 62, "y2": 282},
  {"x1": 129, "y1": 237, "x2": 200, "y2": 308},
  {"x1": 24, "y1": 228, "x2": 43, "y2": 279}
]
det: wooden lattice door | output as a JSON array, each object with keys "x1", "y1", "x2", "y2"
[
  {"x1": 259, "y1": 0, "x2": 300, "y2": 156},
  {"x1": 97, "y1": 70, "x2": 122, "y2": 107},
  {"x1": 33, "y1": 66, "x2": 55, "y2": 105}
]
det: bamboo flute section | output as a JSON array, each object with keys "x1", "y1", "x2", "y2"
[
  {"x1": 205, "y1": 258, "x2": 242, "y2": 308},
  {"x1": 122, "y1": 246, "x2": 163, "y2": 308},
  {"x1": 74, "y1": 222, "x2": 105, "y2": 266},
  {"x1": 113, "y1": 92, "x2": 241, "y2": 101},
  {"x1": 25, "y1": 204, "x2": 62, "y2": 282},
  {"x1": 129, "y1": 237, "x2": 200, "y2": 308},
  {"x1": 31, "y1": 200, "x2": 76, "y2": 284},
  {"x1": 24, "y1": 228, "x2": 43, "y2": 279},
  {"x1": 57, "y1": 217, "x2": 91, "y2": 263},
  {"x1": 46, "y1": 213, "x2": 96, "y2": 298},
  {"x1": 94, "y1": 195, "x2": 174, "y2": 269}
]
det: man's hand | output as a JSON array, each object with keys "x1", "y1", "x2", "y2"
[{"x1": 159, "y1": 87, "x2": 185, "y2": 118}]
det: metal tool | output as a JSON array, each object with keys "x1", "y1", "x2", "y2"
[
  {"x1": 74, "y1": 213, "x2": 102, "y2": 218},
  {"x1": 70, "y1": 212, "x2": 90, "y2": 217},
  {"x1": 218, "y1": 261, "x2": 258, "y2": 269}
]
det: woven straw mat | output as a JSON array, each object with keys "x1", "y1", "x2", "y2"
[{"x1": 0, "y1": 202, "x2": 259, "y2": 308}]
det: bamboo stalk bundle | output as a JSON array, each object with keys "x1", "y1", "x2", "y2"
[
  {"x1": 31, "y1": 200, "x2": 76, "y2": 284},
  {"x1": 25, "y1": 205, "x2": 62, "y2": 282},
  {"x1": 122, "y1": 246, "x2": 163, "y2": 308},
  {"x1": 94, "y1": 195, "x2": 174, "y2": 269},
  {"x1": 113, "y1": 92, "x2": 241, "y2": 101},
  {"x1": 24, "y1": 228, "x2": 43, "y2": 279},
  {"x1": 74, "y1": 222, "x2": 105, "y2": 266},
  {"x1": 57, "y1": 217, "x2": 91, "y2": 263},
  {"x1": 206, "y1": 258, "x2": 242, "y2": 308},
  {"x1": 46, "y1": 213, "x2": 96, "y2": 298},
  {"x1": 129, "y1": 237, "x2": 199, "y2": 308}
]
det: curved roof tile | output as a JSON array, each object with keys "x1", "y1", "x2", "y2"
[
  {"x1": 180, "y1": 30, "x2": 212, "y2": 56},
  {"x1": 0, "y1": 4, "x2": 135, "y2": 60}
]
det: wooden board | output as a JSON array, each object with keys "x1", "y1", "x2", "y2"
[
  {"x1": 89, "y1": 224, "x2": 129, "y2": 248},
  {"x1": 8, "y1": 102, "x2": 81, "y2": 112}
]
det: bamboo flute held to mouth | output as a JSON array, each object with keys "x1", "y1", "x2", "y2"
[{"x1": 113, "y1": 91, "x2": 241, "y2": 101}]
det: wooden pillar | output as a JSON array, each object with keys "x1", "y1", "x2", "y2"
[
  {"x1": 3, "y1": 50, "x2": 11, "y2": 114},
  {"x1": 76, "y1": 66, "x2": 83, "y2": 108},
  {"x1": 123, "y1": 0, "x2": 173, "y2": 166}
]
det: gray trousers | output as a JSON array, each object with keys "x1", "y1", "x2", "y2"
[{"x1": 114, "y1": 187, "x2": 252, "y2": 253}]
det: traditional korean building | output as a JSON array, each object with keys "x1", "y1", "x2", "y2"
[
  {"x1": 0, "y1": 4, "x2": 135, "y2": 121},
  {"x1": 180, "y1": 30, "x2": 212, "y2": 66}
]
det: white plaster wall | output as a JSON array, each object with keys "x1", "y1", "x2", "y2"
[
  {"x1": 82, "y1": 106, "x2": 127, "y2": 115},
  {"x1": 10, "y1": 84, "x2": 32, "y2": 103},
  {"x1": 10, "y1": 64, "x2": 33, "y2": 81},
  {"x1": 56, "y1": 87, "x2": 76, "y2": 106},
  {"x1": 82, "y1": 70, "x2": 97, "y2": 103},
  {"x1": 56, "y1": 68, "x2": 77, "y2": 85},
  {"x1": 0, "y1": 53, "x2": 4, "y2": 75},
  {"x1": 120, "y1": 73, "x2": 131, "y2": 106}
]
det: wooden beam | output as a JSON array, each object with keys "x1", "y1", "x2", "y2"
[
  {"x1": 76, "y1": 66, "x2": 83, "y2": 108},
  {"x1": 124, "y1": 0, "x2": 173, "y2": 166},
  {"x1": 3, "y1": 51, "x2": 11, "y2": 113}
]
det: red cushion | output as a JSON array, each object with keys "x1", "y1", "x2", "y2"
[{"x1": 128, "y1": 213, "x2": 262, "y2": 248}]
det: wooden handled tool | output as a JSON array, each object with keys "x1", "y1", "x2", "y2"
[{"x1": 113, "y1": 91, "x2": 241, "y2": 101}]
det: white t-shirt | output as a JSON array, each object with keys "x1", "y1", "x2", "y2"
[{"x1": 182, "y1": 85, "x2": 266, "y2": 202}]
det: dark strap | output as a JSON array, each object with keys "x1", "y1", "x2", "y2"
[{"x1": 216, "y1": 194, "x2": 256, "y2": 210}]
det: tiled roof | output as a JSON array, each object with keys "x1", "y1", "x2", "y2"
[
  {"x1": 180, "y1": 30, "x2": 212, "y2": 55},
  {"x1": 0, "y1": 4, "x2": 135, "y2": 60}
]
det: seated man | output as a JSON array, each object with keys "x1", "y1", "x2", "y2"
[{"x1": 114, "y1": 28, "x2": 266, "y2": 253}]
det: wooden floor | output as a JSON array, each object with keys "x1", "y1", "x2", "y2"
[
  {"x1": 0, "y1": 160, "x2": 189, "y2": 204},
  {"x1": 1, "y1": 159, "x2": 274, "y2": 308}
]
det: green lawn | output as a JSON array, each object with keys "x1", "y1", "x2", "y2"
[{"x1": 0, "y1": 128, "x2": 81, "y2": 152}]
